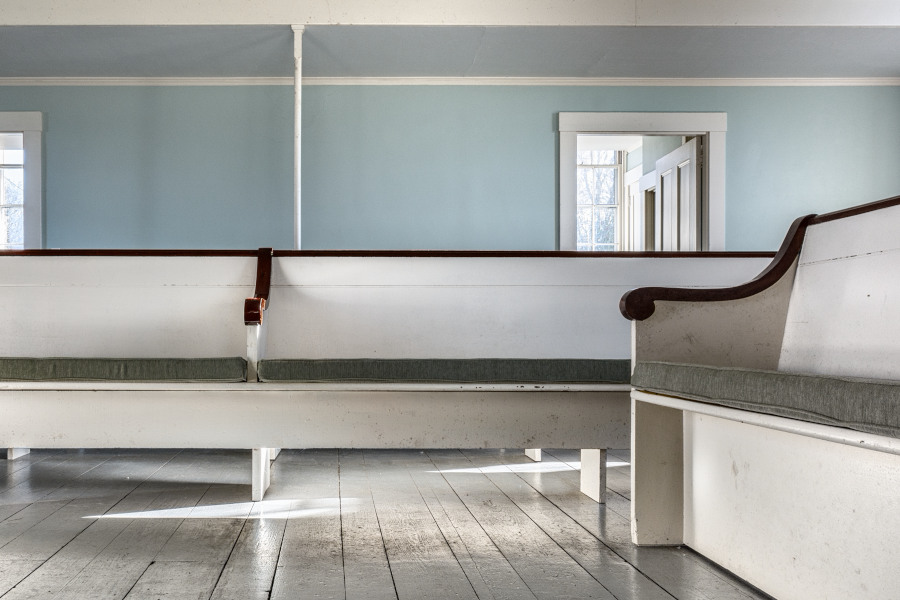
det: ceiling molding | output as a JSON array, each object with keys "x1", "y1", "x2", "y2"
[
  {"x1": 302, "y1": 77, "x2": 900, "y2": 87},
  {"x1": 2, "y1": 76, "x2": 899, "y2": 87},
  {"x1": 0, "y1": 77, "x2": 294, "y2": 86},
  {"x1": 2, "y1": 0, "x2": 899, "y2": 26}
]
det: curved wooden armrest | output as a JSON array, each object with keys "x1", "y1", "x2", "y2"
[
  {"x1": 244, "y1": 247, "x2": 273, "y2": 325},
  {"x1": 620, "y1": 194, "x2": 900, "y2": 321},
  {"x1": 620, "y1": 214, "x2": 816, "y2": 321}
]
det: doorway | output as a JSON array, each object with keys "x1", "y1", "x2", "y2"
[{"x1": 558, "y1": 112, "x2": 726, "y2": 252}]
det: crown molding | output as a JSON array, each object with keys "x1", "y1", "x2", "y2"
[
  {"x1": 1, "y1": 76, "x2": 899, "y2": 87},
  {"x1": 0, "y1": 77, "x2": 293, "y2": 86},
  {"x1": 302, "y1": 77, "x2": 900, "y2": 87}
]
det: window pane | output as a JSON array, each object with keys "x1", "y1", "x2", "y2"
[
  {"x1": 576, "y1": 150, "x2": 616, "y2": 166},
  {"x1": 577, "y1": 167, "x2": 617, "y2": 205},
  {"x1": 2, "y1": 167, "x2": 24, "y2": 206},
  {"x1": 1, "y1": 207, "x2": 24, "y2": 247},
  {"x1": 577, "y1": 205, "x2": 593, "y2": 246},
  {"x1": 594, "y1": 206, "x2": 617, "y2": 245},
  {"x1": 1, "y1": 149, "x2": 24, "y2": 165}
]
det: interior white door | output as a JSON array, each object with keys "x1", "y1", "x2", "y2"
[{"x1": 655, "y1": 139, "x2": 700, "y2": 251}]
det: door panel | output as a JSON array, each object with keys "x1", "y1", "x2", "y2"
[{"x1": 655, "y1": 139, "x2": 699, "y2": 251}]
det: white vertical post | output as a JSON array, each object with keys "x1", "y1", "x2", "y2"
[
  {"x1": 580, "y1": 448, "x2": 607, "y2": 503},
  {"x1": 706, "y1": 130, "x2": 727, "y2": 251},
  {"x1": 251, "y1": 447, "x2": 272, "y2": 501},
  {"x1": 631, "y1": 398, "x2": 684, "y2": 545},
  {"x1": 292, "y1": 25, "x2": 304, "y2": 250},
  {"x1": 558, "y1": 130, "x2": 577, "y2": 250},
  {"x1": 524, "y1": 448, "x2": 542, "y2": 461},
  {"x1": 23, "y1": 121, "x2": 43, "y2": 249},
  {"x1": 6, "y1": 448, "x2": 30, "y2": 460}
]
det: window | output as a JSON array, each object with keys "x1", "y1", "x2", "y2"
[
  {"x1": 0, "y1": 113, "x2": 43, "y2": 250},
  {"x1": 558, "y1": 112, "x2": 726, "y2": 252},
  {"x1": 576, "y1": 148, "x2": 621, "y2": 251}
]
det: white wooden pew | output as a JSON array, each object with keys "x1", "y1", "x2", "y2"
[
  {"x1": 1, "y1": 249, "x2": 770, "y2": 503},
  {"x1": 622, "y1": 195, "x2": 900, "y2": 599},
  {"x1": 244, "y1": 250, "x2": 770, "y2": 502}
]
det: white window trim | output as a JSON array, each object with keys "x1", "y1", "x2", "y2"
[
  {"x1": 558, "y1": 112, "x2": 726, "y2": 251},
  {"x1": 0, "y1": 112, "x2": 43, "y2": 249}
]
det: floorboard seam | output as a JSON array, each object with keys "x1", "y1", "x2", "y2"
[
  {"x1": 363, "y1": 450, "x2": 400, "y2": 600},
  {"x1": 410, "y1": 473, "x2": 483, "y2": 599},
  {"x1": 207, "y1": 515, "x2": 250, "y2": 600},
  {"x1": 429, "y1": 449, "x2": 542, "y2": 600},
  {"x1": 338, "y1": 450, "x2": 348, "y2": 599},
  {"x1": 504, "y1": 453, "x2": 677, "y2": 600}
]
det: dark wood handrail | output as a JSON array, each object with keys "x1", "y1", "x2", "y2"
[
  {"x1": 0, "y1": 249, "x2": 259, "y2": 257},
  {"x1": 810, "y1": 193, "x2": 900, "y2": 224},
  {"x1": 619, "y1": 193, "x2": 900, "y2": 321},
  {"x1": 271, "y1": 250, "x2": 774, "y2": 258},
  {"x1": 0, "y1": 248, "x2": 775, "y2": 259},
  {"x1": 620, "y1": 215, "x2": 815, "y2": 321},
  {"x1": 244, "y1": 247, "x2": 273, "y2": 325}
]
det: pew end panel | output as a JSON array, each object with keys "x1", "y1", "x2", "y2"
[{"x1": 623, "y1": 195, "x2": 900, "y2": 599}]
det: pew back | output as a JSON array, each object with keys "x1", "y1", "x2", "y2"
[
  {"x1": 779, "y1": 203, "x2": 900, "y2": 379},
  {"x1": 263, "y1": 254, "x2": 774, "y2": 360},
  {"x1": 0, "y1": 253, "x2": 256, "y2": 359}
]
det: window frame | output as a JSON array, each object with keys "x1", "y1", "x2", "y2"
[
  {"x1": 0, "y1": 112, "x2": 43, "y2": 249},
  {"x1": 575, "y1": 148, "x2": 623, "y2": 251},
  {"x1": 558, "y1": 112, "x2": 726, "y2": 251}
]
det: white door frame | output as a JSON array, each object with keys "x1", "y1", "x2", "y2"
[{"x1": 558, "y1": 112, "x2": 726, "y2": 251}]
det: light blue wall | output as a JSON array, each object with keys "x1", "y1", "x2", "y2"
[
  {"x1": 0, "y1": 86, "x2": 294, "y2": 248},
  {"x1": 640, "y1": 135, "x2": 683, "y2": 176},
  {"x1": 2, "y1": 84, "x2": 899, "y2": 250},
  {"x1": 302, "y1": 85, "x2": 900, "y2": 251}
]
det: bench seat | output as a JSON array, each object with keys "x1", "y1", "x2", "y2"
[
  {"x1": 258, "y1": 358, "x2": 631, "y2": 385},
  {"x1": 0, "y1": 357, "x2": 247, "y2": 383},
  {"x1": 632, "y1": 360, "x2": 900, "y2": 439}
]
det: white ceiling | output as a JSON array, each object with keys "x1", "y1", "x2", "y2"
[{"x1": 0, "y1": 25, "x2": 898, "y2": 79}]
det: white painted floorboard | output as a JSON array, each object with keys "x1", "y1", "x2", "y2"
[{"x1": 0, "y1": 449, "x2": 772, "y2": 600}]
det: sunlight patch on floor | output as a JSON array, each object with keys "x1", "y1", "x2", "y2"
[
  {"x1": 84, "y1": 497, "x2": 361, "y2": 520},
  {"x1": 432, "y1": 458, "x2": 629, "y2": 474}
]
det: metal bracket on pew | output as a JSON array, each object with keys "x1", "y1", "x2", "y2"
[{"x1": 245, "y1": 247, "x2": 273, "y2": 382}]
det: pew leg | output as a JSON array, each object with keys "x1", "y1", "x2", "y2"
[
  {"x1": 524, "y1": 448, "x2": 542, "y2": 461},
  {"x1": 579, "y1": 449, "x2": 607, "y2": 504},
  {"x1": 6, "y1": 448, "x2": 30, "y2": 460},
  {"x1": 631, "y1": 398, "x2": 684, "y2": 545},
  {"x1": 251, "y1": 448, "x2": 272, "y2": 501}
]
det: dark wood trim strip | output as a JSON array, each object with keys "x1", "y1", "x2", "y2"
[
  {"x1": 810, "y1": 194, "x2": 900, "y2": 225},
  {"x1": 272, "y1": 250, "x2": 775, "y2": 258},
  {"x1": 619, "y1": 214, "x2": 816, "y2": 321},
  {"x1": 0, "y1": 249, "x2": 775, "y2": 259},
  {"x1": 244, "y1": 247, "x2": 273, "y2": 325},
  {"x1": 0, "y1": 249, "x2": 259, "y2": 257}
]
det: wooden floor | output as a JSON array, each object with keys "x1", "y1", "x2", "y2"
[{"x1": 0, "y1": 448, "x2": 771, "y2": 600}]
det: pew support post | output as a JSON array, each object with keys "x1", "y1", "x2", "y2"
[{"x1": 6, "y1": 448, "x2": 30, "y2": 460}]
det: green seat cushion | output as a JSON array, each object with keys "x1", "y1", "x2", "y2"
[
  {"x1": 632, "y1": 361, "x2": 900, "y2": 438},
  {"x1": 0, "y1": 357, "x2": 247, "y2": 382},
  {"x1": 258, "y1": 358, "x2": 631, "y2": 384}
]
